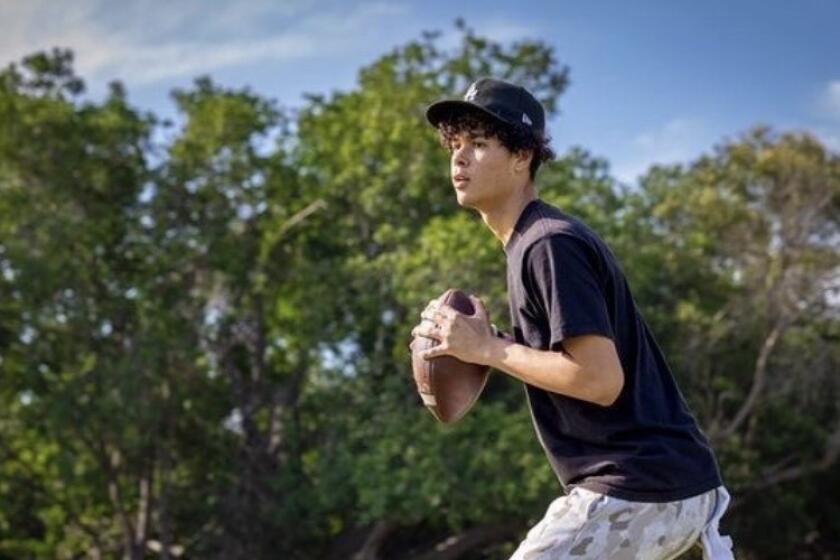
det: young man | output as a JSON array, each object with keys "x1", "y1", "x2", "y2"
[{"x1": 412, "y1": 78, "x2": 735, "y2": 559}]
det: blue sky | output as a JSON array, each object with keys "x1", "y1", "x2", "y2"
[{"x1": 2, "y1": 0, "x2": 839, "y2": 183}]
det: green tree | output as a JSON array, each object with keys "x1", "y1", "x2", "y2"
[
  {"x1": 627, "y1": 128, "x2": 840, "y2": 558},
  {"x1": 287, "y1": 21, "x2": 575, "y2": 559},
  {"x1": 0, "y1": 49, "x2": 162, "y2": 558},
  {"x1": 1, "y1": 25, "x2": 838, "y2": 560}
]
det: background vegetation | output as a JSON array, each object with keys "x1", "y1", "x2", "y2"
[{"x1": 1, "y1": 23, "x2": 838, "y2": 559}]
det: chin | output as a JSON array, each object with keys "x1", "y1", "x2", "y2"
[{"x1": 454, "y1": 191, "x2": 478, "y2": 209}]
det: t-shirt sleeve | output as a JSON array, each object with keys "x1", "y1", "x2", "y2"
[{"x1": 524, "y1": 234, "x2": 614, "y2": 349}]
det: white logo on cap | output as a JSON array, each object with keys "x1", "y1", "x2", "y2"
[
  {"x1": 522, "y1": 113, "x2": 533, "y2": 126},
  {"x1": 464, "y1": 83, "x2": 479, "y2": 102}
]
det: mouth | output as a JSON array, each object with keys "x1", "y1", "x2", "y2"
[{"x1": 453, "y1": 174, "x2": 470, "y2": 188}]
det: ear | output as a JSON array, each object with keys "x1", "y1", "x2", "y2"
[{"x1": 513, "y1": 149, "x2": 533, "y2": 174}]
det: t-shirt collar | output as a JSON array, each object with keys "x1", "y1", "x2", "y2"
[{"x1": 504, "y1": 198, "x2": 541, "y2": 253}]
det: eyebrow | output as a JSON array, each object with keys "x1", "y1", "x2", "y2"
[
  {"x1": 446, "y1": 130, "x2": 490, "y2": 150},
  {"x1": 449, "y1": 131, "x2": 488, "y2": 144}
]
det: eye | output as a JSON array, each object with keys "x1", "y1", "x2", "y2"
[{"x1": 474, "y1": 139, "x2": 487, "y2": 148}]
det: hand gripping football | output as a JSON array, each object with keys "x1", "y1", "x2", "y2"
[{"x1": 410, "y1": 289, "x2": 491, "y2": 423}]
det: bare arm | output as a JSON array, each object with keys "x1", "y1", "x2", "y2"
[
  {"x1": 413, "y1": 296, "x2": 625, "y2": 407},
  {"x1": 481, "y1": 334, "x2": 624, "y2": 407}
]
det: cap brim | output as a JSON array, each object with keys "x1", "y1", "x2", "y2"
[{"x1": 425, "y1": 99, "x2": 509, "y2": 128}]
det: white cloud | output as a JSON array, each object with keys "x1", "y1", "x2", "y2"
[
  {"x1": 818, "y1": 80, "x2": 840, "y2": 122},
  {"x1": 0, "y1": 0, "x2": 102, "y2": 65},
  {"x1": 813, "y1": 128, "x2": 840, "y2": 153},
  {"x1": 807, "y1": 80, "x2": 840, "y2": 153},
  {"x1": 0, "y1": 0, "x2": 408, "y2": 87},
  {"x1": 612, "y1": 118, "x2": 712, "y2": 185}
]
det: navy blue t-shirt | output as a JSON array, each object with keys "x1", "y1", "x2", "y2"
[{"x1": 504, "y1": 199, "x2": 722, "y2": 502}]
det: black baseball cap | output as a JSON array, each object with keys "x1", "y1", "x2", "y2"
[{"x1": 425, "y1": 77, "x2": 546, "y2": 138}]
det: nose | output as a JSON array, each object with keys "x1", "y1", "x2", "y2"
[{"x1": 452, "y1": 144, "x2": 469, "y2": 167}]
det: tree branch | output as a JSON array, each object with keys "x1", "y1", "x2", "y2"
[
  {"x1": 729, "y1": 419, "x2": 840, "y2": 512},
  {"x1": 715, "y1": 321, "x2": 785, "y2": 441}
]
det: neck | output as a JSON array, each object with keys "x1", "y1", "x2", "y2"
[{"x1": 478, "y1": 181, "x2": 537, "y2": 246}]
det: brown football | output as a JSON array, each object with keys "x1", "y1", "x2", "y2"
[{"x1": 410, "y1": 289, "x2": 491, "y2": 423}]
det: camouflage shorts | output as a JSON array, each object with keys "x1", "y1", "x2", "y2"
[{"x1": 509, "y1": 486, "x2": 734, "y2": 560}]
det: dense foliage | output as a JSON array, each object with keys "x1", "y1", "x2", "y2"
[{"x1": 1, "y1": 24, "x2": 838, "y2": 560}]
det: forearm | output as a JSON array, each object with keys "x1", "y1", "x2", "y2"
[{"x1": 481, "y1": 336, "x2": 620, "y2": 406}]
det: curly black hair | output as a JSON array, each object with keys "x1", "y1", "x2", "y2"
[{"x1": 436, "y1": 107, "x2": 555, "y2": 180}]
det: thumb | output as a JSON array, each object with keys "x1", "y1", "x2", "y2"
[
  {"x1": 469, "y1": 294, "x2": 489, "y2": 320},
  {"x1": 421, "y1": 344, "x2": 449, "y2": 360}
]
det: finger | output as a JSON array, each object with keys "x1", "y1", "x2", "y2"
[
  {"x1": 420, "y1": 309, "x2": 437, "y2": 322},
  {"x1": 413, "y1": 323, "x2": 442, "y2": 341},
  {"x1": 437, "y1": 303, "x2": 458, "y2": 320},
  {"x1": 469, "y1": 294, "x2": 489, "y2": 319},
  {"x1": 420, "y1": 308, "x2": 454, "y2": 329},
  {"x1": 421, "y1": 344, "x2": 450, "y2": 360},
  {"x1": 411, "y1": 321, "x2": 435, "y2": 338},
  {"x1": 421, "y1": 307, "x2": 454, "y2": 324}
]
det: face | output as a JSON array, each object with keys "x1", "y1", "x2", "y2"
[{"x1": 447, "y1": 129, "x2": 528, "y2": 211}]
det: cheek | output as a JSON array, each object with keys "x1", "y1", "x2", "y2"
[
  {"x1": 479, "y1": 153, "x2": 511, "y2": 181},
  {"x1": 476, "y1": 151, "x2": 499, "y2": 171}
]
